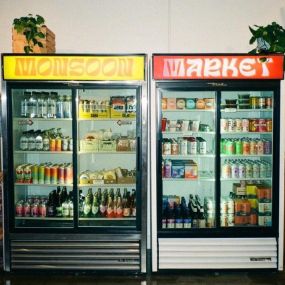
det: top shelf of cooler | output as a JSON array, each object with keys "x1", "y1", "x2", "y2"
[{"x1": 14, "y1": 117, "x2": 72, "y2": 121}]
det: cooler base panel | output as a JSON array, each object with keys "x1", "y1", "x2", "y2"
[
  {"x1": 9, "y1": 235, "x2": 141, "y2": 271},
  {"x1": 158, "y1": 238, "x2": 277, "y2": 269}
]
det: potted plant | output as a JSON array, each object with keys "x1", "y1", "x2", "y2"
[
  {"x1": 12, "y1": 14, "x2": 46, "y2": 54},
  {"x1": 249, "y1": 22, "x2": 285, "y2": 67}
]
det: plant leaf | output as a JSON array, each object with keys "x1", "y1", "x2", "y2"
[{"x1": 37, "y1": 42, "x2": 44, "y2": 48}]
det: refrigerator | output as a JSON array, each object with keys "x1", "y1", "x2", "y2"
[
  {"x1": 1, "y1": 54, "x2": 148, "y2": 272},
  {"x1": 151, "y1": 54, "x2": 284, "y2": 270}
]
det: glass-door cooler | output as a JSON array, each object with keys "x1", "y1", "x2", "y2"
[
  {"x1": 1, "y1": 54, "x2": 147, "y2": 273},
  {"x1": 151, "y1": 54, "x2": 284, "y2": 271}
]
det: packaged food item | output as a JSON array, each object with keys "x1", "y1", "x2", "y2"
[
  {"x1": 176, "y1": 98, "x2": 186, "y2": 109},
  {"x1": 126, "y1": 96, "x2": 136, "y2": 117},
  {"x1": 79, "y1": 172, "x2": 89, "y2": 184},
  {"x1": 116, "y1": 137, "x2": 130, "y2": 151},
  {"x1": 204, "y1": 98, "x2": 215, "y2": 109},
  {"x1": 186, "y1": 98, "x2": 196, "y2": 109},
  {"x1": 110, "y1": 96, "x2": 126, "y2": 118},
  {"x1": 166, "y1": 98, "x2": 176, "y2": 110},
  {"x1": 161, "y1": 98, "x2": 167, "y2": 110},
  {"x1": 196, "y1": 99, "x2": 205, "y2": 109}
]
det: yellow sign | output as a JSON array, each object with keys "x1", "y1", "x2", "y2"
[{"x1": 3, "y1": 55, "x2": 145, "y2": 81}]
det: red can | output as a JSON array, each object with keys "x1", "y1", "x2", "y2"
[
  {"x1": 39, "y1": 202, "x2": 47, "y2": 217},
  {"x1": 258, "y1": 119, "x2": 267, "y2": 132},
  {"x1": 31, "y1": 202, "x2": 39, "y2": 217},
  {"x1": 44, "y1": 165, "x2": 51, "y2": 184},
  {"x1": 266, "y1": 119, "x2": 272, "y2": 132},
  {"x1": 58, "y1": 165, "x2": 65, "y2": 184},
  {"x1": 50, "y1": 165, "x2": 58, "y2": 184},
  {"x1": 64, "y1": 164, "x2": 73, "y2": 184}
]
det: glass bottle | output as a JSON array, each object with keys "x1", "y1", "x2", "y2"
[
  {"x1": 63, "y1": 95, "x2": 72, "y2": 118},
  {"x1": 28, "y1": 91, "x2": 38, "y2": 118},
  {"x1": 83, "y1": 188, "x2": 93, "y2": 217},
  {"x1": 35, "y1": 130, "x2": 43, "y2": 151},
  {"x1": 123, "y1": 191, "x2": 131, "y2": 217},
  {"x1": 43, "y1": 130, "x2": 50, "y2": 151},
  {"x1": 19, "y1": 131, "x2": 28, "y2": 151},
  {"x1": 56, "y1": 95, "x2": 64, "y2": 118},
  {"x1": 21, "y1": 91, "x2": 30, "y2": 117},
  {"x1": 91, "y1": 194, "x2": 100, "y2": 217},
  {"x1": 27, "y1": 130, "x2": 36, "y2": 151},
  {"x1": 47, "y1": 92, "x2": 57, "y2": 118},
  {"x1": 107, "y1": 196, "x2": 114, "y2": 218}
]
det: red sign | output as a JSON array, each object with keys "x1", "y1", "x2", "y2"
[{"x1": 153, "y1": 55, "x2": 284, "y2": 80}]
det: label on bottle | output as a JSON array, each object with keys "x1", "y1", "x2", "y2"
[
  {"x1": 107, "y1": 207, "x2": 114, "y2": 218},
  {"x1": 183, "y1": 218, "x2": 192, "y2": 228},
  {"x1": 62, "y1": 203, "x2": 69, "y2": 217},
  {"x1": 123, "y1": 207, "x2": 130, "y2": 217},
  {"x1": 84, "y1": 204, "x2": 91, "y2": 216},
  {"x1": 43, "y1": 138, "x2": 50, "y2": 151},
  {"x1": 20, "y1": 136, "x2": 28, "y2": 150},
  {"x1": 167, "y1": 219, "x2": 175, "y2": 229},
  {"x1": 116, "y1": 207, "x2": 123, "y2": 217},
  {"x1": 162, "y1": 219, "x2": 167, "y2": 229},
  {"x1": 99, "y1": 205, "x2": 106, "y2": 216},
  {"x1": 92, "y1": 205, "x2": 99, "y2": 216},
  {"x1": 35, "y1": 137, "x2": 43, "y2": 150},
  {"x1": 131, "y1": 207, "x2": 136, "y2": 217},
  {"x1": 56, "y1": 206, "x2": 63, "y2": 217},
  {"x1": 175, "y1": 218, "x2": 183, "y2": 229}
]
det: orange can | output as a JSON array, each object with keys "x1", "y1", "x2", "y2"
[
  {"x1": 266, "y1": 119, "x2": 272, "y2": 132},
  {"x1": 249, "y1": 213, "x2": 257, "y2": 225},
  {"x1": 55, "y1": 138, "x2": 62, "y2": 151},
  {"x1": 50, "y1": 139, "x2": 56, "y2": 151}
]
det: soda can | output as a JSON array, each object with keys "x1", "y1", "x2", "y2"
[
  {"x1": 266, "y1": 119, "x2": 272, "y2": 132},
  {"x1": 242, "y1": 140, "x2": 250, "y2": 155},
  {"x1": 258, "y1": 119, "x2": 267, "y2": 132},
  {"x1": 257, "y1": 140, "x2": 264, "y2": 155},
  {"x1": 55, "y1": 138, "x2": 62, "y2": 152},
  {"x1": 222, "y1": 162, "x2": 231, "y2": 178},
  {"x1": 220, "y1": 119, "x2": 228, "y2": 132},
  {"x1": 250, "y1": 97, "x2": 258, "y2": 109},
  {"x1": 65, "y1": 164, "x2": 73, "y2": 184},
  {"x1": 16, "y1": 201, "x2": 24, "y2": 217},
  {"x1": 32, "y1": 164, "x2": 39, "y2": 184},
  {"x1": 62, "y1": 137, "x2": 69, "y2": 151},
  {"x1": 242, "y1": 118, "x2": 249, "y2": 132},
  {"x1": 266, "y1": 97, "x2": 272, "y2": 109},
  {"x1": 227, "y1": 119, "x2": 235, "y2": 132},
  {"x1": 179, "y1": 138, "x2": 188, "y2": 155},
  {"x1": 226, "y1": 140, "x2": 235, "y2": 155},
  {"x1": 235, "y1": 140, "x2": 243, "y2": 155},
  {"x1": 16, "y1": 165, "x2": 25, "y2": 183},
  {"x1": 249, "y1": 119, "x2": 258, "y2": 132},
  {"x1": 259, "y1": 97, "x2": 266, "y2": 109},
  {"x1": 50, "y1": 138, "x2": 56, "y2": 151},
  {"x1": 249, "y1": 139, "x2": 257, "y2": 155},
  {"x1": 220, "y1": 139, "x2": 226, "y2": 154},
  {"x1": 252, "y1": 162, "x2": 260, "y2": 178},
  {"x1": 58, "y1": 165, "x2": 65, "y2": 184},
  {"x1": 44, "y1": 165, "x2": 51, "y2": 184},
  {"x1": 50, "y1": 165, "x2": 58, "y2": 184},
  {"x1": 238, "y1": 163, "x2": 246, "y2": 178},
  {"x1": 264, "y1": 140, "x2": 272, "y2": 154},
  {"x1": 231, "y1": 162, "x2": 239, "y2": 179},
  {"x1": 245, "y1": 162, "x2": 253, "y2": 178},
  {"x1": 235, "y1": 119, "x2": 242, "y2": 132},
  {"x1": 38, "y1": 164, "x2": 45, "y2": 184},
  {"x1": 68, "y1": 138, "x2": 73, "y2": 151}
]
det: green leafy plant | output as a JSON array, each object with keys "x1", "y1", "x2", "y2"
[
  {"x1": 249, "y1": 22, "x2": 285, "y2": 54},
  {"x1": 13, "y1": 14, "x2": 46, "y2": 54}
]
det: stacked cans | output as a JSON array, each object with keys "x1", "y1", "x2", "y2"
[
  {"x1": 16, "y1": 163, "x2": 73, "y2": 185},
  {"x1": 220, "y1": 196, "x2": 235, "y2": 227}
]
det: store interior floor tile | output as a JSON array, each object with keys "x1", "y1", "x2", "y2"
[{"x1": 0, "y1": 271, "x2": 285, "y2": 285}]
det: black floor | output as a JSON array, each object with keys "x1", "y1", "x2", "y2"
[{"x1": 0, "y1": 271, "x2": 285, "y2": 285}]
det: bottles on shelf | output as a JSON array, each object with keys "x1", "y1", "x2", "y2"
[{"x1": 79, "y1": 187, "x2": 136, "y2": 219}]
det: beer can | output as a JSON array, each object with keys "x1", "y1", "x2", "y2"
[
  {"x1": 235, "y1": 119, "x2": 242, "y2": 132},
  {"x1": 258, "y1": 119, "x2": 267, "y2": 132},
  {"x1": 50, "y1": 138, "x2": 56, "y2": 151},
  {"x1": 264, "y1": 140, "x2": 272, "y2": 154},
  {"x1": 50, "y1": 165, "x2": 58, "y2": 184},
  {"x1": 249, "y1": 119, "x2": 258, "y2": 132},
  {"x1": 227, "y1": 119, "x2": 235, "y2": 132},
  {"x1": 32, "y1": 164, "x2": 39, "y2": 184},
  {"x1": 242, "y1": 119, "x2": 249, "y2": 132},
  {"x1": 266, "y1": 97, "x2": 272, "y2": 109},
  {"x1": 242, "y1": 140, "x2": 250, "y2": 155},
  {"x1": 259, "y1": 97, "x2": 266, "y2": 109},
  {"x1": 64, "y1": 164, "x2": 73, "y2": 184},
  {"x1": 58, "y1": 165, "x2": 65, "y2": 184},
  {"x1": 250, "y1": 97, "x2": 258, "y2": 109},
  {"x1": 257, "y1": 140, "x2": 264, "y2": 155},
  {"x1": 44, "y1": 165, "x2": 51, "y2": 184},
  {"x1": 220, "y1": 119, "x2": 228, "y2": 133},
  {"x1": 55, "y1": 138, "x2": 62, "y2": 151},
  {"x1": 38, "y1": 164, "x2": 45, "y2": 184},
  {"x1": 266, "y1": 119, "x2": 272, "y2": 132},
  {"x1": 249, "y1": 139, "x2": 257, "y2": 155}
]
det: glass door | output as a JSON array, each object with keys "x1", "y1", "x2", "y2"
[
  {"x1": 159, "y1": 89, "x2": 217, "y2": 230},
  {"x1": 77, "y1": 86, "x2": 139, "y2": 228},
  {"x1": 12, "y1": 87, "x2": 74, "y2": 228},
  {"x1": 220, "y1": 91, "x2": 273, "y2": 228}
]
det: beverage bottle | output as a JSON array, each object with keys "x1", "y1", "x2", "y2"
[
  {"x1": 68, "y1": 191, "x2": 74, "y2": 217},
  {"x1": 123, "y1": 191, "x2": 131, "y2": 217},
  {"x1": 99, "y1": 191, "x2": 107, "y2": 217},
  {"x1": 91, "y1": 194, "x2": 100, "y2": 217},
  {"x1": 28, "y1": 91, "x2": 37, "y2": 118},
  {"x1": 189, "y1": 196, "x2": 198, "y2": 228},
  {"x1": 37, "y1": 92, "x2": 46, "y2": 118},
  {"x1": 62, "y1": 193, "x2": 70, "y2": 218},
  {"x1": 116, "y1": 196, "x2": 123, "y2": 218},
  {"x1": 188, "y1": 194, "x2": 195, "y2": 217},
  {"x1": 167, "y1": 203, "x2": 175, "y2": 229},
  {"x1": 35, "y1": 130, "x2": 44, "y2": 151},
  {"x1": 27, "y1": 130, "x2": 36, "y2": 151},
  {"x1": 19, "y1": 131, "x2": 28, "y2": 150},
  {"x1": 107, "y1": 196, "x2": 115, "y2": 218},
  {"x1": 21, "y1": 91, "x2": 30, "y2": 117},
  {"x1": 43, "y1": 130, "x2": 50, "y2": 151},
  {"x1": 63, "y1": 95, "x2": 72, "y2": 118},
  {"x1": 47, "y1": 92, "x2": 57, "y2": 118},
  {"x1": 49, "y1": 128, "x2": 56, "y2": 151},
  {"x1": 109, "y1": 188, "x2": 115, "y2": 201},
  {"x1": 162, "y1": 198, "x2": 169, "y2": 229},
  {"x1": 79, "y1": 189, "x2": 85, "y2": 217},
  {"x1": 55, "y1": 128, "x2": 63, "y2": 151},
  {"x1": 174, "y1": 201, "x2": 183, "y2": 229},
  {"x1": 181, "y1": 196, "x2": 191, "y2": 228},
  {"x1": 116, "y1": 188, "x2": 122, "y2": 199},
  {"x1": 47, "y1": 191, "x2": 55, "y2": 217},
  {"x1": 130, "y1": 189, "x2": 136, "y2": 217},
  {"x1": 122, "y1": 188, "x2": 127, "y2": 208},
  {"x1": 55, "y1": 186, "x2": 63, "y2": 217},
  {"x1": 198, "y1": 206, "x2": 206, "y2": 228},
  {"x1": 56, "y1": 95, "x2": 64, "y2": 118},
  {"x1": 23, "y1": 200, "x2": 31, "y2": 217},
  {"x1": 83, "y1": 188, "x2": 93, "y2": 217}
]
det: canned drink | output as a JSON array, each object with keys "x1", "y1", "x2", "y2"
[
  {"x1": 249, "y1": 119, "x2": 258, "y2": 132},
  {"x1": 266, "y1": 119, "x2": 272, "y2": 132},
  {"x1": 245, "y1": 162, "x2": 253, "y2": 178},
  {"x1": 16, "y1": 201, "x2": 24, "y2": 217},
  {"x1": 259, "y1": 97, "x2": 266, "y2": 109},
  {"x1": 32, "y1": 164, "x2": 39, "y2": 184},
  {"x1": 250, "y1": 97, "x2": 259, "y2": 109},
  {"x1": 235, "y1": 140, "x2": 243, "y2": 155},
  {"x1": 252, "y1": 162, "x2": 260, "y2": 178},
  {"x1": 68, "y1": 138, "x2": 73, "y2": 151},
  {"x1": 164, "y1": 160, "x2": 172, "y2": 178},
  {"x1": 179, "y1": 138, "x2": 188, "y2": 155},
  {"x1": 50, "y1": 165, "x2": 58, "y2": 184},
  {"x1": 249, "y1": 139, "x2": 257, "y2": 155},
  {"x1": 220, "y1": 119, "x2": 228, "y2": 133},
  {"x1": 225, "y1": 140, "x2": 235, "y2": 155},
  {"x1": 266, "y1": 97, "x2": 272, "y2": 109},
  {"x1": 24, "y1": 165, "x2": 32, "y2": 183},
  {"x1": 258, "y1": 119, "x2": 267, "y2": 132},
  {"x1": 222, "y1": 161, "x2": 231, "y2": 178},
  {"x1": 171, "y1": 140, "x2": 179, "y2": 155},
  {"x1": 62, "y1": 137, "x2": 69, "y2": 151},
  {"x1": 198, "y1": 138, "x2": 207, "y2": 155},
  {"x1": 163, "y1": 140, "x2": 171, "y2": 155},
  {"x1": 242, "y1": 140, "x2": 250, "y2": 155},
  {"x1": 231, "y1": 162, "x2": 239, "y2": 178},
  {"x1": 58, "y1": 165, "x2": 65, "y2": 184},
  {"x1": 242, "y1": 119, "x2": 249, "y2": 132},
  {"x1": 38, "y1": 164, "x2": 45, "y2": 184},
  {"x1": 227, "y1": 119, "x2": 235, "y2": 132},
  {"x1": 235, "y1": 119, "x2": 242, "y2": 132},
  {"x1": 55, "y1": 138, "x2": 62, "y2": 151},
  {"x1": 257, "y1": 140, "x2": 264, "y2": 155},
  {"x1": 64, "y1": 164, "x2": 73, "y2": 184},
  {"x1": 16, "y1": 165, "x2": 25, "y2": 183},
  {"x1": 238, "y1": 163, "x2": 246, "y2": 178},
  {"x1": 44, "y1": 165, "x2": 51, "y2": 184},
  {"x1": 50, "y1": 138, "x2": 56, "y2": 151},
  {"x1": 264, "y1": 140, "x2": 272, "y2": 154},
  {"x1": 220, "y1": 139, "x2": 226, "y2": 154},
  {"x1": 23, "y1": 201, "x2": 31, "y2": 217}
]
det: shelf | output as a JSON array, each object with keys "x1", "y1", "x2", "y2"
[
  {"x1": 15, "y1": 183, "x2": 73, "y2": 187},
  {"x1": 162, "y1": 109, "x2": 215, "y2": 112},
  {"x1": 78, "y1": 151, "x2": 135, "y2": 155},
  {"x1": 220, "y1": 177, "x2": 272, "y2": 181},
  {"x1": 221, "y1": 154, "x2": 272, "y2": 158},
  {"x1": 162, "y1": 154, "x2": 215, "y2": 159},
  {"x1": 163, "y1": 177, "x2": 215, "y2": 182},
  {"x1": 221, "y1": 108, "x2": 273, "y2": 113},
  {"x1": 14, "y1": 117, "x2": 72, "y2": 121},
  {"x1": 221, "y1": 132, "x2": 272, "y2": 135},
  {"x1": 78, "y1": 184, "x2": 136, "y2": 187},
  {"x1": 14, "y1": 151, "x2": 72, "y2": 154},
  {"x1": 162, "y1": 131, "x2": 215, "y2": 136},
  {"x1": 78, "y1": 118, "x2": 136, "y2": 121},
  {"x1": 79, "y1": 217, "x2": 135, "y2": 221},
  {"x1": 15, "y1": 217, "x2": 73, "y2": 221}
]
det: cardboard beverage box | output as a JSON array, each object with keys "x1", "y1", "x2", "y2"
[{"x1": 110, "y1": 96, "x2": 126, "y2": 118}]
